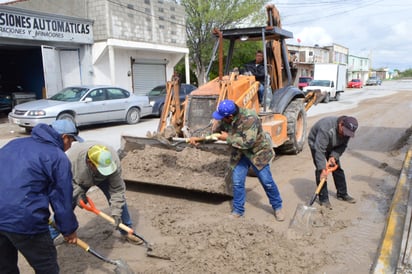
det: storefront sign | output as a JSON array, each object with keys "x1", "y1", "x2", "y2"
[{"x1": 0, "y1": 6, "x2": 93, "y2": 44}]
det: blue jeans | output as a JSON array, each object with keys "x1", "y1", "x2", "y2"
[
  {"x1": 0, "y1": 230, "x2": 59, "y2": 274},
  {"x1": 258, "y1": 83, "x2": 265, "y2": 105},
  {"x1": 231, "y1": 156, "x2": 282, "y2": 216},
  {"x1": 49, "y1": 179, "x2": 134, "y2": 239}
]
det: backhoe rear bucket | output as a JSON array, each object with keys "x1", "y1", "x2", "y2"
[{"x1": 119, "y1": 135, "x2": 233, "y2": 196}]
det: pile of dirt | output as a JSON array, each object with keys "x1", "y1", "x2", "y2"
[
  {"x1": 121, "y1": 145, "x2": 231, "y2": 195},
  {"x1": 145, "y1": 219, "x2": 333, "y2": 274}
]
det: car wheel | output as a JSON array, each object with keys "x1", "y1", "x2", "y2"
[
  {"x1": 126, "y1": 107, "x2": 140, "y2": 124},
  {"x1": 334, "y1": 92, "x2": 341, "y2": 101},
  {"x1": 57, "y1": 113, "x2": 76, "y2": 125},
  {"x1": 323, "y1": 93, "x2": 330, "y2": 103}
]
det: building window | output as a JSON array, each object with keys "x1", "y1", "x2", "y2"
[
  {"x1": 171, "y1": 7, "x2": 175, "y2": 11},
  {"x1": 127, "y1": 4, "x2": 133, "y2": 9},
  {"x1": 159, "y1": 8, "x2": 164, "y2": 12},
  {"x1": 144, "y1": 0, "x2": 150, "y2": 4},
  {"x1": 309, "y1": 51, "x2": 313, "y2": 56},
  {"x1": 159, "y1": 16, "x2": 164, "y2": 21},
  {"x1": 159, "y1": 25, "x2": 165, "y2": 29}
]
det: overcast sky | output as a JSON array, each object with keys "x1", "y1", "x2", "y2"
[{"x1": 275, "y1": 0, "x2": 412, "y2": 71}]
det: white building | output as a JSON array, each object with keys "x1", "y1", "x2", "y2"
[{"x1": 0, "y1": 0, "x2": 189, "y2": 99}]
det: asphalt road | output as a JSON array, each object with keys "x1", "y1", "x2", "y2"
[
  {"x1": 64, "y1": 80, "x2": 407, "y2": 150},
  {"x1": 6, "y1": 79, "x2": 412, "y2": 273},
  {"x1": 0, "y1": 80, "x2": 405, "y2": 150}
]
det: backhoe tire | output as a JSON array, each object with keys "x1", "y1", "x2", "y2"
[{"x1": 277, "y1": 99, "x2": 306, "y2": 155}]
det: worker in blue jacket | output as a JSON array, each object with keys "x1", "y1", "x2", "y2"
[{"x1": 0, "y1": 120, "x2": 82, "y2": 274}]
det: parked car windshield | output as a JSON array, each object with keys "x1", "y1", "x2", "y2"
[
  {"x1": 147, "y1": 86, "x2": 166, "y2": 96},
  {"x1": 310, "y1": 80, "x2": 330, "y2": 87},
  {"x1": 50, "y1": 87, "x2": 89, "y2": 102}
]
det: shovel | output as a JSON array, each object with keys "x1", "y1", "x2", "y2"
[
  {"x1": 49, "y1": 220, "x2": 134, "y2": 274},
  {"x1": 79, "y1": 197, "x2": 170, "y2": 260},
  {"x1": 149, "y1": 132, "x2": 220, "y2": 151},
  {"x1": 76, "y1": 238, "x2": 134, "y2": 274},
  {"x1": 288, "y1": 164, "x2": 338, "y2": 238}
]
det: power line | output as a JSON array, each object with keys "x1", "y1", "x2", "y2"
[{"x1": 277, "y1": 0, "x2": 387, "y2": 26}]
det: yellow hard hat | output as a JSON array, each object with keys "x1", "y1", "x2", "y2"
[{"x1": 87, "y1": 145, "x2": 117, "y2": 176}]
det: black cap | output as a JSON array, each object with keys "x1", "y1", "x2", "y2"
[{"x1": 342, "y1": 116, "x2": 358, "y2": 137}]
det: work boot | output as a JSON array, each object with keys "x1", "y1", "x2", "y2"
[
  {"x1": 228, "y1": 212, "x2": 243, "y2": 219},
  {"x1": 274, "y1": 209, "x2": 285, "y2": 222},
  {"x1": 122, "y1": 234, "x2": 144, "y2": 245},
  {"x1": 337, "y1": 194, "x2": 356, "y2": 204},
  {"x1": 320, "y1": 200, "x2": 332, "y2": 210}
]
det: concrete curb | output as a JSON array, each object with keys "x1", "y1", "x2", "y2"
[{"x1": 372, "y1": 146, "x2": 412, "y2": 273}]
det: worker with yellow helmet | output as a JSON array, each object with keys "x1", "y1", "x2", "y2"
[{"x1": 49, "y1": 141, "x2": 142, "y2": 245}]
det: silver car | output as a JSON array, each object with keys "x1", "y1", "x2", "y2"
[{"x1": 8, "y1": 85, "x2": 152, "y2": 132}]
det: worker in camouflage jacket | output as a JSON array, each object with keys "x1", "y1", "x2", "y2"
[{"x1": 190, "y1": 99, "x2": 284, "y2": 221}]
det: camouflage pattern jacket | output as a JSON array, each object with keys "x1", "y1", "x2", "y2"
[{"x1": 217, "y1": 107, "x2": 273, "y2": 170}]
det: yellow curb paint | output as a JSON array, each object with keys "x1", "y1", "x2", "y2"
[{"x1": 372, "y1": 148, "x2": 412, "y2": 273}]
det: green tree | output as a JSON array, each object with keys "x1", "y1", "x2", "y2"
[
  {"x1": 399, "y1": 68, "x2": 412, "y2": 78},
  {"x1": 180, "y1": 0, "x2": 267, "y2": 85}
]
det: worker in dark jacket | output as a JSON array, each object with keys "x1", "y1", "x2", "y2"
[
  {"x1": 308, "y1": 116, "x2": 359, "y2": 209},
  {"x1": 243, "y1": 50, "x2": 266, "y2": 105},
  {"x1": 0, "y1": 120, "x2": 81, "y2": 274},
  {"x1": 190, "y1": 99, "x2": 284, "y2": 221}
]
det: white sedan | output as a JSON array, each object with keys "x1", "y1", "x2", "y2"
[{"x1": 8, "y1": 85, "x2": 153, "y2": 132}]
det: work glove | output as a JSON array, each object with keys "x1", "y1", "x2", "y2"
[
  {"x1": 205, "y1": 133, "x2": 221, "y2": 141},
  {"x1": 77, "y1": 193, "x2": 88, "y2": 208},
  {"x1": 113, "y1": 216, "x2": 121, "y2": 229}
]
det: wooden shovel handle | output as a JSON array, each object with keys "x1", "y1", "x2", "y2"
[
  {"x1": 76, "y1": 238, "x2": 90, "y2": 251},
  {"x1": 79, "y1": 196, "x2": 133, "y2": 234},
  {"x1": 314, "y1": 164, "x2": 339, "y2": 194}
]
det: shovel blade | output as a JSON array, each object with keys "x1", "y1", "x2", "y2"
[
  {"x1": 114, "y1": 259, "x2": 135, "y2": 274},
  {"x1": 146, "y1": 242, "x2": 171, "y2": 260},
  {"x1": 287, "y1": 203, "x2": 317, "y2": 239}
]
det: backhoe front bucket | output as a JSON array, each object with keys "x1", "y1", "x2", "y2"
[{"x1": 119, "y1": 135, "x2": 233, "y2": 196}]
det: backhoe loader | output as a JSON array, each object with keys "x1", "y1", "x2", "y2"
[{"x1": 119, "y1": 4, "x2": 320, "y2": 196}]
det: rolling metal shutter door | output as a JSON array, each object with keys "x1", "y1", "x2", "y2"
[{"x1": 132, "y1": 62, "x2": 166, "y2": 95}]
